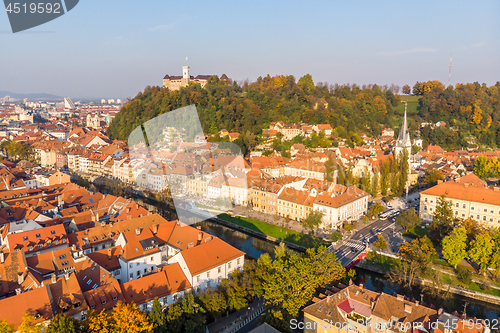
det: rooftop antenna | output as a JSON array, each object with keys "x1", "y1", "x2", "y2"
[{"x1": 448, "y1": 53, "x2": 452, "y2": 87}]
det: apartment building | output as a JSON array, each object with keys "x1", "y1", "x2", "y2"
[{"x1": 420, "y1": 173, "x2": 500, "y2": 228}]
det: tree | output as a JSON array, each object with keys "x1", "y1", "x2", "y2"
[
  {"x1": 395, "y1": 208, "x2": 421, "y2": 232},
  {"x1": 112, "y1": 301, "x2": 153, "y2": 333},
  {"x1": 423, "y1": 166, "x2": 443, "y2": 186},
  {"x1": 429, "y1": 195, "x2": 453, "y2": 244},
  {"x1": 380, "y1": 159, "x2": 390, "y2": 196},
  {"x1": 149, "y1": 297, "x2": 166, "y2": 333},
  {"x1": 373, "y1": 234, "x2": 387, "y2": 252},
  {"x1": 328, "y1": 231, "x2": 343, "y2": 243},
  {"x1": 0, "y1": 320, "x2": 14, "y2": 333},
  {"x1": 456, "y1": 218, "x2": 486, "y2": 244},
  {"x1": 337, "y1": 161, "x2": 345, "y2": 185},
  {"x1": 399, "y1": 236, "x2": 436, "y2": 273},
  {"x1": 86, "y1": 309, "x2": 113, "y2": 333},
  {"x1": 398, "y1": 149, "x2": 409, "y2": 192},
  {"x1": 402, "y1": 85, "x2": 411, "y2": 95},
  {"x1": 46, "y1": 314, "x2": 78, "y2": 333},
  {"x1": 469, "y1": 231, "x2": 494, "y2": 274},
  {"x1": 303, "y1": 210, "x2": 324, "y2": 230},
  {"x1": 180, "y1": 293, "x2": 206, "y2": 333},
  {"x1": 361, "y1": 166, "x2": 371, "y2": 193},
  {"x1": 367, "y1": 202, "x2": 384, "y2": 219},
  {"x1": 262, "y1": 245, "x2": 345, "y2": 327},
  {"x1": 441, "y1": 227, "x2": 467, "y2": 268},
  {"x1": 474, "y1": 155, "x2": 489, "y2": 179},
  {"x1": 371, "y1": 171, "x2": 380, "y2": 198},
  {"x1": 17, "y1": 313, "x2": 41, "y2": 333},
  {"x1": 198, "y1": 288, "x2": 227, "y2": 320},
  {"x1": 324, "y1": 155, "x2": 336, "y2": 182}
]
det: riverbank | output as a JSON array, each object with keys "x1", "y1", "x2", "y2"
[
  {"x1": 217, "y1": 214, "x2": 329, "y2": 249},
  {"x1": 356, "y1": 251, "x2": 500, "y2": 306}
]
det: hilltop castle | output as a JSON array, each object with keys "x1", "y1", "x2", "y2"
[{"x1": 162, "y1": 66, "x2": 229, "y2": 91}]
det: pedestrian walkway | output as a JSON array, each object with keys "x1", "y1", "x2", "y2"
[{"x1": 206, "y1": 297, "x2": 265, "y2": 333}]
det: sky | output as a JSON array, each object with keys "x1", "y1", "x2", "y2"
[{"x1": 0, "y1": 0, "x2": 499, "y2": 99}]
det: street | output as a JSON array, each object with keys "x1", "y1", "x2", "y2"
[{"x1": 328, "y1": 218, "x2": 406, "y2": 267}]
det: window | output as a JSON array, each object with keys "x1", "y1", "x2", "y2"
[
  {"x1": 218, "y1": 267, "x2": 221, "y2": 274},
  {"x1": 425, "y1": 198, "x2": 428, "y2": 202},
  {"x1": 462, "y1": 213, "x2": 465, "y2": 217},
  {"x1": 484, "y1": 208, "x2": 487, "y2": 212},
  {"x1": 150, "y1": 256, "x2": 154, "y2": 262},
  {"x1": 477, "y1": 215, "x2": 480, "y2": 219},
  {"x1": 137, "y1": 270, "x2": 140, "y2": 277},
  {"x1": 471, "y1": 207, "x2": 474, "y2": 210},
  {"x1": 130, "y1": 273, "x2": 133, "y2": 279},
  {"x1": 455, "y1": 211, "x2": 458, "y2": 215},
  {"x1": 129, "y1": 263, "x2": 133, "y2": 268},
  {"x1": 463, "y1": 204, "x2": 466, "y2": 208},
  {"x1": 237, "y1": 258, "x2": 240, "y2": 265},
  {"x1": 456, "y1": 203, "x2": 459, "y2": 207},
  {"x1": 144, "y1": 268, "x2": 147, "y2": 274},
  {"x1": 483, "y1": 216, "x2": 486, "y2": 220},
  {"x1": 228, "y1": 262, "x2": 231, "y2": 269},
  {"x1": 92, "y1": 284, "x2": 98, "y2": 289},
  {"x1": 86, "y1": 279, "x2": 92, "y2": 285},
  {"x1": 197, "y1": 275, "x2": 200, "y2": 282},
  {"x1": 207, "y1": 272, "x2": 210, "y2": 278}
]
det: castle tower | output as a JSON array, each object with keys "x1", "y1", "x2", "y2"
[{"x1": 182, "y1": 66, "x2": 190, "y2": 79}]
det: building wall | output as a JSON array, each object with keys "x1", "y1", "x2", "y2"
[{"x1": 420, "y1": 193, "x2": 500, "y2": 228}]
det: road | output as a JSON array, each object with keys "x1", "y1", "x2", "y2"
[{"x1": 327, "y1": 218, "x2": 405, "y2": 267}]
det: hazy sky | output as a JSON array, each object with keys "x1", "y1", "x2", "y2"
[{"x1": 1, "y1": 0, "x2": 499, "y2": 99}]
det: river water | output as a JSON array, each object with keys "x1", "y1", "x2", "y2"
[{"x1": 194, "y1": 219, "x2": 500, "y2": 321}]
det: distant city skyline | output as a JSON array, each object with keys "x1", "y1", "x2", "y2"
[{"x1": 1, "y1": 0, "x2": 499, "y2": 99}]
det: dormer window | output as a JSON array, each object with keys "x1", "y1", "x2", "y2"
[
  {"x1": 35, "y1": 234, "x2": 41, "y2": 238},
  {"x1": 23, "y1": 236, "x2": 28, "y2": 241}
]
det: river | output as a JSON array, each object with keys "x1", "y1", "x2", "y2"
[{"x1": 194, "y1": 219, "x2": 500, "y2": 321}]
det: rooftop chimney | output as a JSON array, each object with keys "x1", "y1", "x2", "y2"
[
  {"x1": 107, "y1": 248, "x2": 112, "y2": 259},
  {"x1": 65, "y1": 272, "x2": 70, "y2": 280},
  {"x1": 438, "y1": 308, "x2": 444, "y2": 315},
  {"x1": 15, "y1": 288, "x2": 22, "y2": 295},
  {"x1": 51, "y1": 273, "x2": 56, "y2": 284},
  {"x1": 198, "y1": 232, "x2": 203, "y2": 242},
  {"x1": 397, "y1": 294, "x2": 404, "y2": 301},
  {"x1": 18, "y1": 272, "x2": 24, "y2": 285},
  {"x1": 437, "y1": 180, "x2": 443, "y2": 184},
  {"x1": 126, "y1": 207, "x2": 131, "y2": 213},
  {"x1": 135, "y1": 228, "x2": 141, "y2": 236},
  {"x1": 359, "y1": 283, "x2": 364, "y2": 290},
  {"x1": 152, "y1": 224, "x2": 158, "y2": 234},
  {"x1": 415, "y1": 300, "x2": 419, "y2": 307},
  {"x1": 349, "y1": 279, "x2": 353, "y2": 286},
  {"x1": 404, "y1": 304, "x2": 412, "y2": 313},
  {"x1": 0, "y1": 252, "x2": 4, "y2": 264}
]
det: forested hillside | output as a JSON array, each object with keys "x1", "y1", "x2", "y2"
[{"x1": 107, "y1": 75, "x2": 500, "y2": 151}]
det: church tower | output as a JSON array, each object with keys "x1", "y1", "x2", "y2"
[{"x1": 394, "y1": 102, "x2": 412, "y2": 183}]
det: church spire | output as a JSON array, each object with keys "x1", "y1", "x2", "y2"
[{"x1": 397, "y1": 101, "x2": 410, "y2": 147}]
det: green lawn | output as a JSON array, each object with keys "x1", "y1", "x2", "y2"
[
  {"x1": 432, "y1": 271, "x2": 500, "y2": 297},
  {"x1": 403, "y1": 226, "x2": 428, "y2": 239},
  {"x1": 217, "y1": 214, "x2": 329, "y2": 249},
  {"x1": 366, "y1": 251, "x2": 401, "y2": 271}
]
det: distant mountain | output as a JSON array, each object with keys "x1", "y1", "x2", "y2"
[{"x1": 0, "y1": 90, "x2": 63, "y2": 101}]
